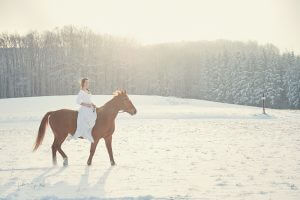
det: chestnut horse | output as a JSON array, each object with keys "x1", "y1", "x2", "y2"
[{"x1": 33, "y1": 90, "x2": 137, "y2": 166}]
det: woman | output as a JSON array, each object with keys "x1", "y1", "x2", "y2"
[{"x1": 68, "y1": 78, "x2": 97, "y2": 143}]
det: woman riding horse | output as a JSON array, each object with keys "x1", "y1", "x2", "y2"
[{"x1": 33, "y1": 88, "x2": 137, "y2": 166}]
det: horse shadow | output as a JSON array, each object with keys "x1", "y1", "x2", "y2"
[
  {"x1": 2, "y1": 165, "x2": 154, "y2": 200},
  {"x1": 76, "y1": 165, "x2": 114, "y2": 196},
  {"x1": 92, "y1": 166, "x2": 113, "y2": 194}
]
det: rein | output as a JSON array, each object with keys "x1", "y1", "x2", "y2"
[
  {"x1": 98, "y1": 96, "x2": 127, "y2": 114},
  {"x1": 95, "y1": 107, "x2": 125, "y2": 114}
]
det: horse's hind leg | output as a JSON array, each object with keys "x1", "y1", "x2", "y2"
[
  {"x1": 58, "y1": 147, "x2": 68, "y2": 166},
  {"x1": 56, "y1": 134, "x2": 68, "y2": 166},
  {"x1": 51, "y1": 138, "x2": 58, "y2": 166}
]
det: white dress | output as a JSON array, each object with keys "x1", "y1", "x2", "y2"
[{"x1": 68, "y1": 89, "x2": 97, "y2": 143}]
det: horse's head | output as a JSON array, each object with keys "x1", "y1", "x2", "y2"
[{"x1": 113, "y1": 89, "x2": 137, "y2": 115}]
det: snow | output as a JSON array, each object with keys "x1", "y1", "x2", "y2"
[{"x1": 0, "y1": 95, "x2": 299, "y2": 200}]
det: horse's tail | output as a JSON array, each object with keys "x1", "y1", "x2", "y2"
[{"x1": 33, "y1": 111, "x2": 53, "y2": 152}]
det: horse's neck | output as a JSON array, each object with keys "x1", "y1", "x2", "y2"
[{"x1": 102, "y1": 97, "x2": 119, "y2": 120}]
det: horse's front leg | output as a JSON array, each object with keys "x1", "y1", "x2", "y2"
[
  {"x1": 87, "y1": 139, "x2": 99, "y2": 166},
  {"x1": 105, "y1": 135, "x2": 115, "y2": 166}
]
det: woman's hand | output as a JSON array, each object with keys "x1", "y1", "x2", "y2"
[{"x1": 91, "y1": 103, "x2": 96, "y2": 112}]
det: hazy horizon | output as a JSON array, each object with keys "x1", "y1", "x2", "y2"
[{"x1": 0, "y1": 0, "x2": 299, "y2": 53}]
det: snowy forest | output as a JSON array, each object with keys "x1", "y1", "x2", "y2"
[{"x1": 0, "y1": 26, "x2": 299, "y2": 109}]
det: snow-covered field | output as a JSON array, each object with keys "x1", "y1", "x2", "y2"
[{"x1": 0, "y1": 95, "x2": 299, "y2": 200}]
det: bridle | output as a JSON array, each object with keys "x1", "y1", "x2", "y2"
[
  {"x1": 117, "y1": 96, "x2": 133, "y2": 114},
  {"x1": 109, "y1": 95, "x2": 134, "y2": 114}
]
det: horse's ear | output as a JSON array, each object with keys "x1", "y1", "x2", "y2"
[
  {"x1": 113, "y1": 89, "x2": 119, "y2": 96},
  {"x1": 118, "y1": 89, "x2": 122, "y2": 96}
]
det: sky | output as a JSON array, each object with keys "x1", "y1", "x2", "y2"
[{"x1": 0, "y1": 0, "x2": 299, "y2": 53}]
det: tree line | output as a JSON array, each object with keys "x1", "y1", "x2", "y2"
[{"x1": 0, "y1": 26, "x2": 299, "y2": 109}]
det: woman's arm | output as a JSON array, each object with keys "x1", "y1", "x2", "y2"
[
  {"x1": 80, "y1": 102, "x2": 93, "y2": 108},
  {"x1": 77, "y1": 91, "x2": 91, "y2": 107},
  {"x1": 76, "y1": 91, "x2": 84, "y2": 105},
  {"x1": 76, "y1": 91, "x2": 96, "y2": 109}
]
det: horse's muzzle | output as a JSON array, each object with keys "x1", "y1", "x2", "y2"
[{"x1": 131, "y1": 108, "x2": 137, "y2": 115}]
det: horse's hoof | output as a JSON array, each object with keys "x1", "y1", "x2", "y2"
[
  {"x1": 63, "y1": 157, "x2": 68, "y2": 166},
  {"x1": 87, "y1": 160, "x2": 92, "y2": 166},
  {"x1": 111, "y1": 161, "x2": 116, "y2": 166},
  {"x1": 53, "y1": 159, "x2": 57, "y2": 166}
]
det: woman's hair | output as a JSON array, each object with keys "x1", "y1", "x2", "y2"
[{"x1": 80, "y1": 78, "x2": 90, "y2": 92}]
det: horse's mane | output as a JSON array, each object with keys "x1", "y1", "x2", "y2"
[
  {"x1": 113, "y1": 89, "x2": 126, "y2": 97},
  {"x1": 95, "y1": 89, "x2": 127, "y2": 115}
]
